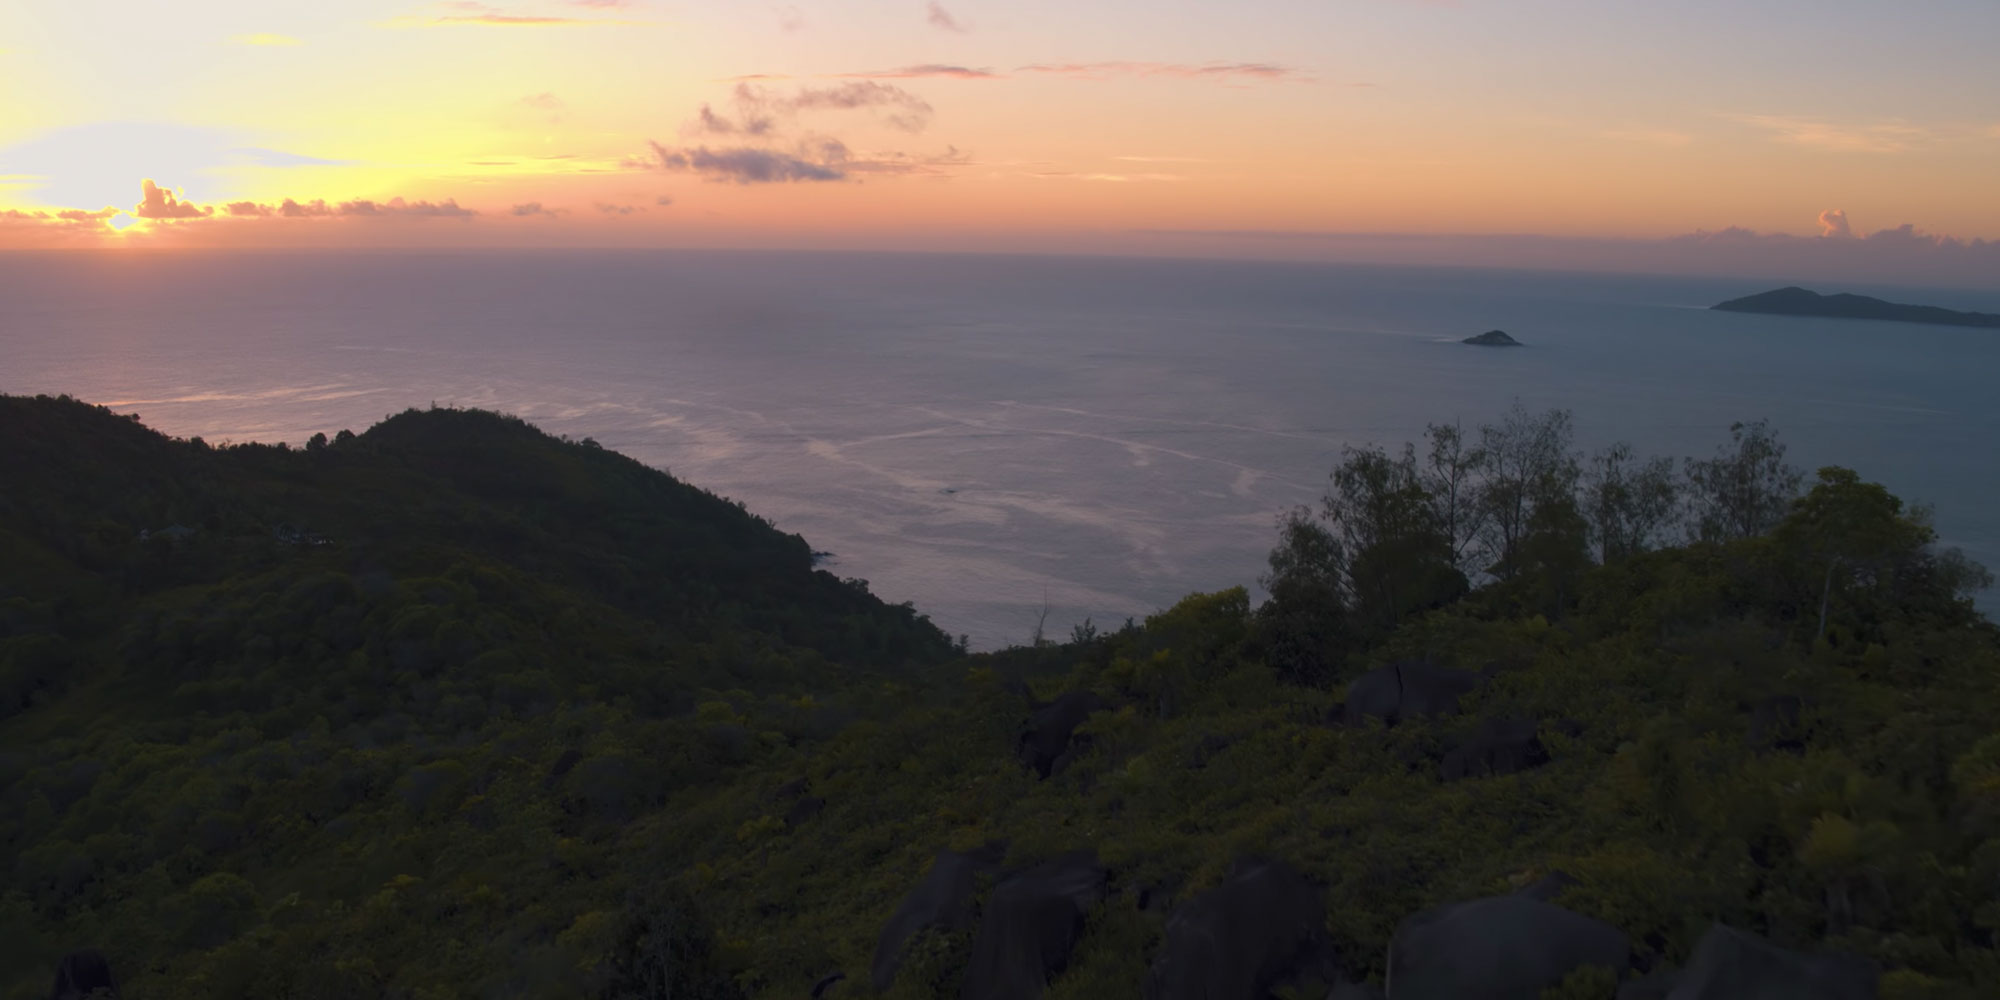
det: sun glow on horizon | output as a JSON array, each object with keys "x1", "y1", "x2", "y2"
[{"x1": 0, "y1": 0, "x2": 1996, "y2": 281}]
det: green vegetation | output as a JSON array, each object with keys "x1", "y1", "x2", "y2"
[{"x1": 3, "y1": 394, "x2": 1996, "y2": 998}]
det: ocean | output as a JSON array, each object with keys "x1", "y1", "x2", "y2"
[{"x1": 4, "y1": 249, "x2": 1996, "y2": 648}]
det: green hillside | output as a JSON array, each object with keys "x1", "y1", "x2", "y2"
[{"x1": 4, "y1": 395, "x2": 1997, "y2": 999}]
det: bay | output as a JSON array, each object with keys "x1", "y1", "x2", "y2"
[{"x1": 3, "y1": 249, "x2": 1994, "y2": 648}]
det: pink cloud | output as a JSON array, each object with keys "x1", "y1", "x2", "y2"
[
  {"x1": 837, "y1": 65, "x2": 1000, "y2": 79},
  {"x1": 926, "y1": 2, "x2": 966, "y2": 32},
  {"x1": 135, "y1": 180, "x2": 212, "y2": 219},
  {"x1": 1017, "y1": 61, "x2": 1304, "y2": 84}
]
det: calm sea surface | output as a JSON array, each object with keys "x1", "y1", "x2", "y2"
[{"x1": 4, "y1": 250, "x2": 1996, "y2": 647}]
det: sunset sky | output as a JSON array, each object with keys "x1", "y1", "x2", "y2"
[{"x1": 3, "y1": 0, "x2": 1998, "y2": 278}]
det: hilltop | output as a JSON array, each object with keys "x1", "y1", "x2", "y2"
[
  {"x1": 3, "y1": 396, "x2": 1998, "y2": 1000},
  {"x1": 1712, "y1": 287, "x2": 2000, "y2": 329}
]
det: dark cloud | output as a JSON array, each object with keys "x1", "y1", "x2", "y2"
[
  {"x1": 1018, "y1": 61, "x2": 1302, "y2": 83},
  {"x1": 926, "y1": 1, "x2": 966, "y2": 32},
  {"x1": 694, "y1": 103, "x2": 775, "y2": 136},
  {"x1": 221, "y1": 196, "x2": 477, "y2": 219},
  {"x1": 691, "y1": 81, "x2": 934, "y2": 136},
  {"x1": 781, "y1": 81, "x2": 930, "y2": 120},
  {"x1": 1135, "y1": 215, "x2": 2000, "y2": 288},
  {"x1": 1665, "y1": 219, "x2": 1998, "y2": 259},
  {"x1": 649, "y1": 76, "x2": 962, "y2": 186},
  {"x1": 511, "y1": 201, "x2": 552, "y2": 216},
  {"x1": 594, "y1": 202, "x2": 643, "y2": 214},
  {"x1": 9, "y1": 188, "x2": 478, "y2": 230},
  {"x1": 336, "y1": 197, "x2": 476, "y2": 217},
  {"x1": 136, "y1": 179, "x2": 213, "y2": 219},
  {"x1": 1654, "y1": 219, "x2": 2000, "y2": 285},
  {"x1": 655, "y1": 194, "x2": 676, "y2": 206},
  {"x1": 844, "y1": 145, "x2": 973, "y2": 175},
  {"x1": 837, "y1": 64, "x2": 1000, "y2": 79},
  {"x1": 4, "y1": 208, "x2": 109, "y2": 223},
  {"x1": 639, "y1": 136, "x2": 970, "y2": 183},
  {"x1": 280, "y1": 199, "x2": 335, "y2": 217},
  {"x1": 645, "y1": 141, "x2": 845, "y2": 183},
  {"x1": 0, "y1": 208, "x2": 120, "y2": 239}
]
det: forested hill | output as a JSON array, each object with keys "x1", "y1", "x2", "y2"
[
  {"x1": 1711, "y1": 287, "x2": 2000, "y2": 329},
  {"x1": 0, "y1": 394, "x2": 955, "y2": 695},
  {"x1": 6, "y1": 397, "x2": 2000, "y2": 1000}
]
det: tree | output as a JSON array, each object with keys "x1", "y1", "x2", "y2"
[
  {"x1": 1775, "y1": 466, "x2": 1934, "y2": 639},
  {"x1": 1515, "y1": 490, "x2": 1591, "y2": 615},
  {"x1": 1684, "y1": 420, "x2": 1801, "y2": 542},
  {"x1": 1256, "y1": 507, "x2": 1351, "y2": 685},
  {"x1": 1324, "y1": 444, "x2": 1465, "y2": 633},
  {"x1": 1475, "y1": 404, "x2": 1578, "y2": 579},
  {"x1": 1420, "y1": 420, "x2": 1488, "y2": 573},
  {"x1": 1581, "y1": 442, "x2": 1680, "y2": 563},
  {"x1": 602, "y1": 885, "x2": 742, "y2": 1000}
]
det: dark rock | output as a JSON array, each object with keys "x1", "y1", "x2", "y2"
[
  {"x1": 1551, "y1": 718, "x2": 1585, "y2": 739},
  {"x1": 1341, "y1": 662, "x2": 1481, "y2": 727},
  {"x1": 872, "y1": 846, "x2": 1006, "y2": 992},
  {"x1": 810, "y1": 971, "x2": 845, "y2": 998},
  {"x1": 1747, "y1": 695, "x2": 1807, "y2": 754},
  {"x1": 1514, "y1": 870, "x2": 1578, "y2": 903},
  {"x1": 961, "y1": 851, "x2": 1108, "y2": 1000},
  {"x1": 785, "y1": 796, "x2": 826, "y2": 827},
  {"x1": 1145, "y1": 858, "x2": 1337, "y2": 1000},
  {"x1": 1666, "y1": 923, "x2": 1878, "y2": 999},
  {"x1": 1463, "y1": 330, "x2": 1523, "y2": 346},
  {"x1": 50, "y1": 950, "x2": 116, "y2": 1000},
  {"x1": 1018, "y1": 691, "x2": 1108, "y2": 779},
  {"x1": 1440, "y1": 719, "x2": 1550, "y2": 781},
  {"x1": 774, "y1": 776, "x2": 809, "y2": 800},
  {"x1": 1389, "y1": 894, "x2": 1629, "y2": 1000}
]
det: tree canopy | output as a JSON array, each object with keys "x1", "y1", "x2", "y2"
[{"x1": 2, "y1": 395, "x2": 1995, "y2": 1000}]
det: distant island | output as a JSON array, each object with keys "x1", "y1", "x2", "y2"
[
  {"x1": 1463, "y1": 329, "x2": 1522, "y2": 346},
  {"x1": 1712, "y1": 286, "x2": 2000, "y2": 329}
]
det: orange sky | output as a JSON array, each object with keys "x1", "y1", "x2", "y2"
[{"x1": 4, "y1": 0, "x2": 1999, "y2": 269}]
